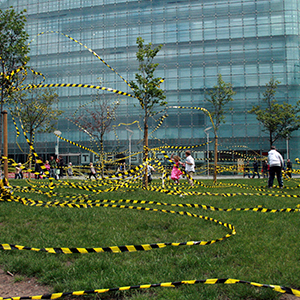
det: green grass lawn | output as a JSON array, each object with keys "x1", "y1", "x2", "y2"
[{"x1": 1, "y1": 177, "x2": 300, "y2": 299}]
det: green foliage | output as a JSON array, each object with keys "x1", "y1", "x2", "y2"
[
  {"x1": 206, "y1": 74, "x2": 236, "y2": 132},
  {"x1": 128, "y1": 37, "x2": 166, "y2": 186},
  {"x1": 249, "y1": 78, "x2": 300, "y2": 146},
  {"x1": 129, "y1": 37, "x2": 166, "y2": 123},
  {"x1": 9, "y1": 86, "x2": 63, "y2": 143},
  {"x1": 0, "y1": 7, "x2": 30, "y2": 107}
]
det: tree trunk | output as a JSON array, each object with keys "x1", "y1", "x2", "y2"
[
  {"x1": 213, "y1": 135, "x2": 218, "y2": 183},
  {"x1": 28, "y1": 148, "x2": 32, "y2": 179},
  {"x1": 269, "y1": 131, "x2": 273, "y2": 148},
  {"x1": 144, "y1": 123, "x2": 148, "y2": 188},
  {"x1": 100, "y1": 139, "x2": 104, "y2": 179},
  {"x1": 0, "y1": 94, "x2": 3, "y2": 175},
  {"x1": 2, "y1": 110, "x2": 8, "y2": 181}
]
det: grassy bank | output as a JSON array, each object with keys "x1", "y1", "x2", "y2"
[{"x1": 0, "y1": 177, "x2": 300, "y2": 299}]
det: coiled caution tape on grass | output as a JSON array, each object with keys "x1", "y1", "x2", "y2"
[
  {"x1": 1, "y1": 277, "x2": 300, "y2": 300},
  {"x1": 0, "y1": 188, "x2": 236, "y2": 254},
  {"x1": 1, "y1": 179, "x2": 300, "y2": 298}
]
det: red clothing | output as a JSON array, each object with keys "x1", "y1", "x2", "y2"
[{"x1": 171, "y1": 162, "x2": 182, "y2": 180}]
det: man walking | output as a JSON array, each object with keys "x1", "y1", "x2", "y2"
[
  {"x1": 183, "y1": 150, "x2": 195, "y2": 186},
  {"x1": 268, "y1": 145, "x2": 284, "y2": 188}
]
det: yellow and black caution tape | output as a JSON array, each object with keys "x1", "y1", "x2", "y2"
[
  {"x1": 1, "y1": 177, "x2": 300, "y2": 298},
  {"x1": 53, "y1": 132, "x2": 98, "y2": 156},
  {"x1": 0, "y1": 189, "x2": 236, "y2": 254},
  {"x1": 1, "y1": 277, "x2": 299, "y2": 300},
  {"x1": 65, "y1": 117, "x2": 101, "y2": 157},
  {"x1": 168, "y1": 105, "x2": 216, "y2": 133},
  {"x1": 22, "y1": 82, "x2": 136, "y2": 98},
  {"x1": 149, "y1": 113, "x2": 168, "y2": 135},
  {"x1": 29, "y1": 30, "x2": 133, "y2": 89}
]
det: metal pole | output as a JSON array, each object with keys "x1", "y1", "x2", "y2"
[
  {"x1": 207, "y1": 132, "x2": 209, "y2": 178},
  {"x1": 126, "y1": 128, "x2": 133, "y2": 169},
  {"x1": 286, "y1": 134, "x2": 289, "y2": 160},
  {"x1": 128, "y1": 134, "x2": 131, "y2": 168},
  {"x1": 57, "y1": 136, "x2": 59, "y2": 160},
  {"x1": 54, "y1": 130, "x2": 62, "y2": 160},
  {"x1": 204, "y1": 127, "x2": 212, "y2": 179}
]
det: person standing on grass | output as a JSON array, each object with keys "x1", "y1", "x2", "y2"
[
  {"x1": 251, "y1": 157, "x2": 260, "y2": 178},
  {"x1": 144, "y1": 164, "x2": 155, "y2": 185},
  {"x1": 268, "y1": 145, "x2": 284, "y2": 188},
  {"x1": 183, "y1": 150, "x2": 195, "y2": 186},
  {"x1": 49, "y1": 156, "x2": 57, "y2": 178},
  {"x1": 15, "y1": 163, "x2": 22, "y2": 179},
  {"x1": 44, "y1": 160, "x2": 51, "y2": 178},
  {"x1": 170, "y1": 154, "x2": 183, "y2": 184},
  {"x1": 67, "y1": 162, "x2": 73, "y2": 177},
  {"x1": 243, "y1": 160, "x2": 250, "y2": 178},
  {"x1": 89, "y1": 162, "x2": 97, "y2": 180},
  {"x1": 34, "y1": 158, "x2": 43, "y2": 179}
]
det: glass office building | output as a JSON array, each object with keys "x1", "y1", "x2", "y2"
[{"x1": 1, "y1": 0, "x2": 299, "y2": 164}]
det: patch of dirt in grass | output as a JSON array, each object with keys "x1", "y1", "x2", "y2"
[
  {"x1": 280, "y1": 294, "x2": 299, "y2": 300},
  {"x1": 0, "y1": 268, "x2": 51, "y2": 298}
]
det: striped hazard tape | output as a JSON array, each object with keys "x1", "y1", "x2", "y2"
[
  {"x1": 1, "y1": 278, "x2": 299, "y2": 299},
  {"x1": 0, "y1": 187, "x2": 236, "y2": 254}
]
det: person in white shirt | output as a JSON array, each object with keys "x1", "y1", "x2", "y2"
[
  {"x1": 268, "y1": 145, "x2": 284, "y2": 188},
  {"x1": 183, "y1": 150, "x2": 195, "y2": 186}
]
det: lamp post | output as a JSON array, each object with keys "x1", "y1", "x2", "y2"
[
  {"x1": 204, "y1": 127, "x2": 212, "y2": 178},
  {"x1": 126, "y1": 128, "x2": 133, "y2": 169},
  {"x1": 286, "y1": 134, "x2": 289, "y2": 161},
  {"x1": 54, "y1": 130, "x2": 62, "y2": 160}
]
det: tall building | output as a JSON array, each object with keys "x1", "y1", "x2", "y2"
[{"x1": 1, "y1": 0, "x2": 299, "y2": 164}]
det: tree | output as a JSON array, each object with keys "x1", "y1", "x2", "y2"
[
  {"x1": 249, "y1": 78, "x2": 300, "y2": 148},
  {"x1": 76, "y1": 95, "x2": 119, "y2": 178},
  {"x1": 206, "y1": 74, "x2": 236, "y2": 183},
  {"x1": 129, "y1": 37, "x2": 166, "y2": 187},
  {"x1": 9, "y1": 86, "x2": 63, "y2": 173},
  {"x1": 0, "y1": 7, "x2": 30, "y2": 161}
]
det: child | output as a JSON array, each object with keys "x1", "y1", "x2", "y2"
[
  {"x1": 44, "y1": 160, "x2": 51, "y2": 178},
  {"x1": 15, "y1": 163, "x2": 22, "y2": 179},
  {"x1": 148, "y1": 165, "x2": 155, "y2": 184},
  {"x1": 67, "y1": 162, "x2": 73, "y2": 177},
  {"x1": 170, "y1": 154, "x2": 183, "y2": 184},
  {"x1": 89, "y1": 163, "x2": 97, "y2": 180}
]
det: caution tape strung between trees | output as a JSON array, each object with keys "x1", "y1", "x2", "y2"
[{"x1": 1, "y1": 31, "x2": 300, "y2": 298}]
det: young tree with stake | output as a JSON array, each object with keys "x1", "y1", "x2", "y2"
[
  {"x1": 206, "y1": 74, "x2": 236, "y2": 183},
  {"x1": 129, "y1": 37, "x2": 166, "y2": 187}
]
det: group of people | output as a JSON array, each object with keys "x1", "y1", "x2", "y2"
[
  {"x1": 244, "y1": 146, "x2": 292, "y2": 189},
  {"x1": 14, "y1": 147, "x2": 290, "y2": 189},
  {"x1": 35, "y1": 156, "x2": 66, "y2": 179},
  {"x1": 143, "y1": 150, "x2": 195, "y2": 186},
  {"x1": 243, "y1": 157, "x2": 264, "y2": 179},
  {"x1": 15, "y1": 156, "x2": 74, "y2": 179}
]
